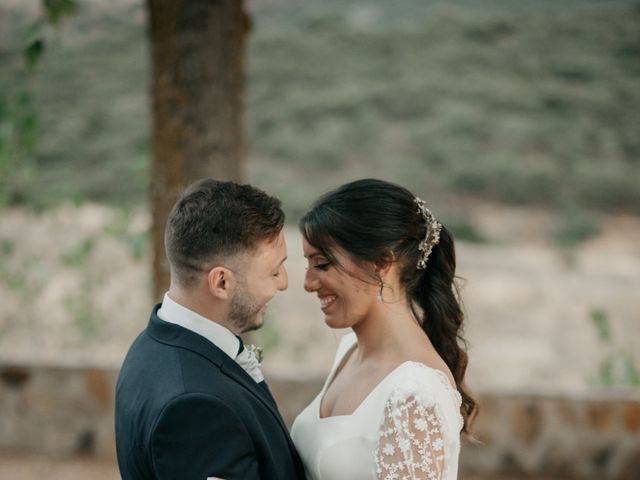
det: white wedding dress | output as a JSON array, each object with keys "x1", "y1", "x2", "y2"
[{"x1": 291, "y1": 333, "x2": 463, "y2": 480}]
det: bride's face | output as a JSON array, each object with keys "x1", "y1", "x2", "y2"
[{"x1": 302, "y1": 238, "x2": 377, "y2": 329}]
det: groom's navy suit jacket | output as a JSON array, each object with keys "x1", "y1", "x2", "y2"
[{"x1": 115, "y1": 305, "x2": 305, "y2": 480}]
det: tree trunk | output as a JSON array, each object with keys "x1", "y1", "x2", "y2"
[{"x1": 147, "y1": 0, "x2": 250, "y2": 300}]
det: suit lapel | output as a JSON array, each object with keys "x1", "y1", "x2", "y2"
[
  {"x1": 219, "y1": 355, "x2": 283, "y2": 417},
  {"x1": 146, "y1": 306, "x2": 295, "y2": 450},
  {"x1": 219, "y1": 360, "x2": 304, "y2": 472}
]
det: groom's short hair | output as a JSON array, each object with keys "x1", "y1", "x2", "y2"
[{"x1": 165, "y1": 178, "x2": 285, "y2": 288}]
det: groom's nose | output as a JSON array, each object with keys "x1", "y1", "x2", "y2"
[{"x1": 277, "y1": 265, "x2": 288, "y2": 291}]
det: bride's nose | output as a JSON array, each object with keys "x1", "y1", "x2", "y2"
[{"x1": 303, "y1": 268, "x2": 319, "y2": 292}]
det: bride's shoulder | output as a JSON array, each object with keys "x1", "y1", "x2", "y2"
[
  {"x1": 383, "y1": 362, "x2": 464, "y2": 430},
  {"x1": 388, "y1": 361, "x2": 460, "y2": 405}
]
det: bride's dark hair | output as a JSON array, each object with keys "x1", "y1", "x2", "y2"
[{"x1": 300, "y1": 178, "x2": 477, "y2": 434}]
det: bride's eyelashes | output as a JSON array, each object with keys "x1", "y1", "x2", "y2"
[
  {"x1": 309, "y1": 256, "x2": 331, "y2": 271},
  {"x1": 314, "y1": 262, "x2": 331, "y2": 271}
]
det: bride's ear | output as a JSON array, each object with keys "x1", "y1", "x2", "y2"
[
  {"x1": 374, "y1": 251, "x2": 395, "y2": 279},
  {"x1": 207, "y1": 266, "x2": 236, "y2": 300}
]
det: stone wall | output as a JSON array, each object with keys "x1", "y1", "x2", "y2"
[
  {"x1": 0, "y1": 363, "x2": 117, "y2": 459},
  {"x1": 1, "y1": 362, "x2": 638, "y2": 479},
  {"x1": 461, "y1": 390, "x2": 640, "y2": 479}
]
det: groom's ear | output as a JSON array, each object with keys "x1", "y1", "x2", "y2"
[{"x1": 207, "y1": 266, "x2": 235, "y2": 300}]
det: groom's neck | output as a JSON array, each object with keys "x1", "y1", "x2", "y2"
[{"x1": 167, "y1": 285, "x2": 234, "y2": 332}]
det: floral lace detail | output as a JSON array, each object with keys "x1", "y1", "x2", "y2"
[
  {"x1": 374, "y1": 391, "x2": 448, "y2": 480},
  {"x1": 426, "y1": 367, "x2": 464, "y2": 431}
]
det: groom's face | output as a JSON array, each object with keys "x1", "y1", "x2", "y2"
[{"x1": 228, "y1": 230, "x2": 288, "y2": 333}]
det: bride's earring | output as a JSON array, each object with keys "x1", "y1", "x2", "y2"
[{"x1": 377, "y1": 280, "x2": 384, "y2": 302}]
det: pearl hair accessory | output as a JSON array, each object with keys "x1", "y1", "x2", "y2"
[{"x1": 414, "y1": 197, "x2": 442, "y2": 270}]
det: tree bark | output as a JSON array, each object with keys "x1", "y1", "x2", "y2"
[{"x1": 146, "y1": 0, "x2": 250, "y2": 300}]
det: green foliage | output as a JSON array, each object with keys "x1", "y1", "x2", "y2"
[
  {"x1": 126, "y1": 232, "x2": 148, "y2": 261},
  {"x1": 595, "y1": 352, "x2": 640, "y2": 387},
  {"x1": 0, "y1": 0, "x2": 639, "y2": 214},
  {"x1": 65, "y1": 277, "x2": 100, "y2": 338},
  {"x1": 24, "y1": 39, "x2": 46, "y2": 67},
  {"x1": 0, "y1": 0, "x2": 76, "y2": 207},
  {"x1": 0, "y1": 91, "x2": 40, "y2": 205},
  {"x1": 103, "y1": 213, "x2": 149, "y2": 261},
  {"x1": 43, "y1": 0, "x2": 77, "y2": 25},
  {"x1": 61, "y1": 238, "x2": 95, "y2": 267},
  {"x1": 0, "y1": 239, "x2": 15, "y2": 256},
  {"x1": 0, "y1": 239, "x2": 22, "y2": 289},
  {"x1": 0, "y1": 254, "x2": 47, "y2": 304},
  {"x1": 590, "y1": 309, "x2": 611, "y2": 342},
  {"x1": 552, "y1": 206, "x2": 600, "y2": 247},
  {"x1": 0, "y1": 264, "x2": 28, "y2": 292},
  {"x1": 445, "y1": 217, "x2": 486, "y2": 243},
  {"x1": 589, "y1": 309, "x2": 640, "y2": 388},
  {"x1": 248, "y1": 0, "x2": 640, "y2": 215}
]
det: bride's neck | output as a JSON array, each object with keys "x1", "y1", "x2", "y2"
[{"x1": 351, "y1": 300, "x2": 423, "y2": 361}]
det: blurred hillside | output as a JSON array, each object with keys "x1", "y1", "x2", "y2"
[{"x1": 0, "y1": 0, "x2": 638, "y2": 218}]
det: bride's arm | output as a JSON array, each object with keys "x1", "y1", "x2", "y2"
[{"x1": 374, "y1": 392, "x2": 448, "y2": 480}]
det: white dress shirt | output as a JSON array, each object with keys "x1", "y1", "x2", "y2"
[
  {"x1": 157, "y1": 293, "x2": 240, "y2": 359},
  {"x1": 157, "y1": 293, "x2": 264, "y2": 383}
]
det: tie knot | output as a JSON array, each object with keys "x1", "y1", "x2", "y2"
[{"x1": 236, "y1": 335, "x2": 245, "y2": 356}]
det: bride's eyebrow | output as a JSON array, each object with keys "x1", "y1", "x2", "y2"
[{"x1": 304, "y1": 252, "x2": 324, "y2": 260}]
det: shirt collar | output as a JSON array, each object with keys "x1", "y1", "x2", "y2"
[{"x1": 157, "y1": 293, "x2": 240, "y2": 360}]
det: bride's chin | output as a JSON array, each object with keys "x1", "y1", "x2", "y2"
[
  {"x1": 323, "y1": 314, "x2": 348, "y2": 330},
  {"x1": 323, "y1": 315, "x2": 338, "y2": 328}
]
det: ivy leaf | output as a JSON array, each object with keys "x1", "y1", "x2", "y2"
[
  {"x1": 23, "y1": 22, "x2": 43, "y2": 43},
  {"x1": 590, "y1": 309, "x2": 610, "y2": 342},
  {"x1": 24, "y1": 38, "x2": 45, "y2": 67},
  {"x1": 43, "y1": 0, "x2": 77, "y2": 25}
]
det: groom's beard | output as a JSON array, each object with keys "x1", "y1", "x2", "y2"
[{"x1": 229, "y1": 283, "x2": 264, "y2": 333}]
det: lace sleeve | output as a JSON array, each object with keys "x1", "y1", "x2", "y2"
[{"x1": 374, "y1": 393, "x2": 447, "y2": 480}]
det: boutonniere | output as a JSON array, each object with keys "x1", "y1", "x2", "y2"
[
  {"x1": 247, "y1": 344, "x2": 263, "y2": 364},
  {"x1": 236, "y1": 344, "x2": 264, "y2": 383}
]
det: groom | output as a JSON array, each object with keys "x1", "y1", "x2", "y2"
[{"x1": 115, "y1": 179, "x2": 305, "y2": 479}]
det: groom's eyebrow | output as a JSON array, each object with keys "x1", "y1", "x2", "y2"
[{"x1": 274, "y1": 256, "x2": 287, "y2": 267}]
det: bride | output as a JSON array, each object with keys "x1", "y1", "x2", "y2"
[{"x1": 291, "y1": 179, "x2": 477, "y2": 480}]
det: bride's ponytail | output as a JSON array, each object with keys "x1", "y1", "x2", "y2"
[{"x1": 412, "y1": 226, "x2": 477, "y2": 435}]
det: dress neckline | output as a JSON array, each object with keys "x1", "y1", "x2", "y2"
[{"x1": 317, "y1": 335, "x2": 461, "y2": 421}]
